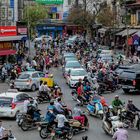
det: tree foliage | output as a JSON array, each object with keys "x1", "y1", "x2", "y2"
[
  {"x1": 97, "y1": 6, "x2": 114, "y2": 27},
  {"x1": 23, "y1": 4, "x2": 48, "y2": 29}
]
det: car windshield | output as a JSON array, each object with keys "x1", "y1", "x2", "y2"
[
  {"x1": 65, "y1": 57, "x2": 77, "y2": 61},
  {"x1": 66, "y1": 62, "x2": 81, "y2": 68},
  {"x1": 0, "y1": 97, "x2": 13, "y2": 107},
  {"x1": 18, "y1": 74, "x2": 30, "y2": 79},
  {"x1": 120, "y1": 71, "x2": 136, "y2": 79},
  {"x1": 71, "y1": 70, "x2": 87, "y2": 76}
]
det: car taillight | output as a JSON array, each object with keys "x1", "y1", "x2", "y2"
[
  {"x1": 133, "y1": 80, "x2": 136, "y2": 86},
  {"x1": 11, "y1": 103, "x2": 16, "y2": 109}
]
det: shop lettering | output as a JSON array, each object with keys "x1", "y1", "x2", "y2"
[
  {"x1": 0, "y1": 42, "x2": 12, "y2": 50},
  {"x1": 0, "y1": 29, "x2": 16, "y2": 34}
]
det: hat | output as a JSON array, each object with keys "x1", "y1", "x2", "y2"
[{"x1": 115, "y1": 95, "x2": 119, "y2": 98}]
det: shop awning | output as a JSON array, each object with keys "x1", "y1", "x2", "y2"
[
  {"x1": 98, "y1": 28, "x2": 108, "y2": 34},
  {"x1": 116, "y1": 29, "x2": 139, "y2": 37},
  {"x1": 0, "y1": 35, "x2": 27, "y2": 42},
  {"x1": 0, "y1": 50, "x2": 16, "y2": 56}
]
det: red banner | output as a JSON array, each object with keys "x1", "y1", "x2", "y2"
[{"x1": 0, "y1": 26, "x2": 17, "y2": 36}]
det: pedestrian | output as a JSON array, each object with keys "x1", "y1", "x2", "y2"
[{"x1": 112, "y1": 123, "x2": 128, "y2": 140}]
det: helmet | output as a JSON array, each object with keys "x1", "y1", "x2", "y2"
[
  {"x1": 55, "y1": 86, "x2": 58, "y2": 89},
  {"x1": 109, "y1": 105, "x2": 113, "y2": 109},
  {"x1": 115, "y1": 95, "x2": 119, "y2": 98},
  {"x1": 128, "y1": 99, "x2": 133, "y2": 102}
]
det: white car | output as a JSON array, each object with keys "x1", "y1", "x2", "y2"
[
  {"x1": 14, "y1": 71, "x2": 45, "y2": 91},
  {"x1": 34, "y1": 35, "x2": 52, "y2": 43},
  {"x1": 0, "y1": 89, "x2": 35, "y2": 118},
  {"x1": 66, "y1": 68, "x2": 88, "y2": 87}
]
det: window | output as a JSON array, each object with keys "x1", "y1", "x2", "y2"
[
  {"x1": 22, "y1": 94, "x2": 30, "y2": 100},
  {"x1": 38, "y1": 72, "x2": 45, "y2": 77},
  {"x1": 16, "y1": 95, "x2": 23, "y2": 102},
  {"x1": 32, "y1": 73, "x2": 39, "y2": 78},
  {"x1": 68, "y1": 0, "x2": 71, "y2": 5}
]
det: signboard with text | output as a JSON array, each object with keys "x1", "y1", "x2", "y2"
[
  {"x1": 35, "y1": 0, "x2": 63, "y2": 5},
  {"x1": 0, "y1": 42, "x2": 12, "y2": 51},
  {"x1": 0, "y1": 26, "x2": 17, "y2": 36}
]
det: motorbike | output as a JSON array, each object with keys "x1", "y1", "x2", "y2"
[
  {"x1": 87, "y1": 100, "x2": 104, "y2": 119},
  {"x1": 20, "y1": 110, "x2": 43, "y2": 131},
  {"x1": 102, "y1": 116, "x2": 123, "y2": 136},
  {"x1": 36, "y1": 93, "x2": 51, "y2": 104},
  {"x1": 120, "y1": 110, "x2": 140, "y2": 130},
  {"x1": 38, "y1": 122, "x2": 73, "y2": 140},
  {"x1": 71, "y1": 89, "x2": 88, "y2": 106},
  {"x1": 16, "y1": 113, "x2": 26, "y2": 127},
  {"x1": 69, "y1": 114, "x2": 89, "y2": 135}
]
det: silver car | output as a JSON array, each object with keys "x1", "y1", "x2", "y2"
[{"x1": 14, "y1": 71, "x2": 45, "y2": 91}]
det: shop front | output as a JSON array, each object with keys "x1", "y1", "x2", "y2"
[
  {"x1": 0, "y1": 26, "x2": 28, "y2": 64},
  {"x1": 36, "y1": 24, "x2": 64, "y2": 38}
]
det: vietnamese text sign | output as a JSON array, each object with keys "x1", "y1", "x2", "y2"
[{"x1": 35, "y1": 0, "x2": 63, "y2": 5}]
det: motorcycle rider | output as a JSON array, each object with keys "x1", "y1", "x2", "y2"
[
  {"x1": 112, "y1": 95, "x2": 123, "y2": 115},
  {"x1": 47, "y1": 100, "x2": 58, "y2": 115},
  {"x1": 39, "y1": 81, "x2": 44, "y2": 96},
  {"x1": 0, "y1": 120, "x2": 8, "y2": 140},
  {"x1": 73, "y1": 107, "x2": 85, "y2": 127},
  {"x1": 54, "y1": 98, "x2": 65, "y2": 114},
  {"x1": 126, "y1": 99, "x2": 140, "y2": 124},
  {"x1": 112, "y1": 122, "x2": 128, "y2": 140}
]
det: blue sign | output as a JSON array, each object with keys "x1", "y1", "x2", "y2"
[
  {"x1": 10, "y1": 0, "x2": 14, "y2": 8},
  {"x1": 63, "y1": 11, "x2": 69, "y2": 20},
  {"x1": 51, "y1": 7, "x2": 57, "y2": 13}
]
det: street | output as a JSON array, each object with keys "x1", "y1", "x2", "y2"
[{"x1": 1, "y1": 67, "x2": 140, "y2": 140}]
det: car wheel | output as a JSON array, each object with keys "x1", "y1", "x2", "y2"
[
  {"x1": 31, "y1": 84, "x2": 36, "y2": 91},
  {"x1": 123, "y1": 89, "x2": 130, "y2": 93}
]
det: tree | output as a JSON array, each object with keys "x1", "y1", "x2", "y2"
[
  {"x1": 23, "y1": 3, "x2": 48, "y2": 36},
  {"x1": 97, "y1": 6, "x2": 114, "y2": 27}
]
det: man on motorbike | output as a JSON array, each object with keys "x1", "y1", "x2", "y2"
[
  {"x1": 112, "y1": 123, "x2": 128, "y2": 140},
  {"x1": 112, "y1": 95, "x2": 123, "y2": 115},
  {"x1": 73, "y1": 107, "x2": 85, "y2": 127},
  {"x1": 54, "y1": 98, "x2": 65, "y2": 114},
  {"x1": 126, "y1": 99, "x2": 140, "y2": 124},
  {"x1": 47, "y1": 100, "x2": 58, "y2": 115},
  {"x1": 43, "y1": 82, "x2": 51, "y2": 101}
]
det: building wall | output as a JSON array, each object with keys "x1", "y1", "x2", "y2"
[{"x1": 0, "y1": 0, "x2": 24, "y2": 26}]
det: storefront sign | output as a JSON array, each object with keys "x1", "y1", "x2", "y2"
[
  {"x1": 17, "y1": 27, "x2": 28, "y2": 35},
  {"x1": 0, "y1": 26, "x2": 17, "y2": 36},
  {"x1": 35, "y1": 0, "x2": 63, "y2": 5},
  {"x1": 0, "y1": 42, "x2": 12, "y2": 51}
]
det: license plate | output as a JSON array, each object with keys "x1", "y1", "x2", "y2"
[{"x1": 38, "y1": 127, "x2": 41, "y2": 131}]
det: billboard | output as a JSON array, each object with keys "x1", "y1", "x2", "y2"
[
  {"x1": 0, "y1": 26, "x2": 17, "y2": 36},
  {"x1": 35, "y1": 0, "x2": 63, "y2": 5}
]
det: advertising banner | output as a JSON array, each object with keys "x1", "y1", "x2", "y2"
[{"x1": 0, "y1": 26, "x2": 17, "y2": 36}]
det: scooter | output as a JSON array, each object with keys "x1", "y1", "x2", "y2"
[
  {"x1": 69, "y1": 114, "x2": 89, "y2": 135},
  {"x1": 102, "y1": 116, "x2": 123, "y2": 136},
  {"x1": 87, "y1": 100, "x2": 104, "y2": 119},
  {"x1": 37, "y1": 93, "x2": 51, "y2": 104}
]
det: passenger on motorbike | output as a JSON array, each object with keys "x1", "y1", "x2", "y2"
[
  {"x1": 39, "y1": 81, "x2": 44, "y2": 96},
  {"x1": 112, "y1": 95, "x2": 123, "y2": 115},
  {"x1": 73, "y1": 107, "x2": 85, "y2": 127},
  {"x1": 126, "y1": 99, "x2": 140, "y2": 124},
  {"x1": 43, "y1": 82, "x2": 51, "y2": 100},
  {"x1": 26, "y1": 104, "x2": 36, "y2": 120}
]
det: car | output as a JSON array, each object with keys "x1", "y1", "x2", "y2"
[
  {"x1": 0, "y1": 89, "x2": 34, "y2": 118},
  {"x1": 100, "y1": 50, "x2": 113, "y2": 55},
  {"x1": 34, "y1": 35, "x2": 52, "y2": 43},
  {"x1": 14, "y1": 71, "x2": 45, "y2": 91},
  {"x1": 64, "y1": 56, "x2": 78, "y2": 64},
  {"x1": 115, "y1": 64, "x2": 140, "y2": 75},
  {"x1": 63, "y1": 52, "x2": 75, "y2": 58},
  {"x1": 98, "y1": 54, "x2": 114, "y2": 64},
  {"x1": 119, "y1": 69, "x2": 140, "y2": 93},
  {"x1": 63, "y1": 61, "x2": 82, "y2": 77},
  {"x1": 66, "y1": 68, "x2": 88, "y2": 87}
]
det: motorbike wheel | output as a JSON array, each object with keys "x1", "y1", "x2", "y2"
[
  {"x1": 66, "y1": 129, "x2": 73, "y2": 140},
  {"x1": 99, "y1": 114, "x2": 103, "y2": 120},
  {"x1": 40, "y1": 127, "x2": 50, "y2": 139},
  {"x1": 102, "y1": 123, "x2": 108, "y2": 135},
  {"x1": 20, "y1": 121, "x2": 29, "y2": 131}
]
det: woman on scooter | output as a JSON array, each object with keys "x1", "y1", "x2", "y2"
[{"x1": 73, "y1": 107, "x2": 85, "y2": 127}]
